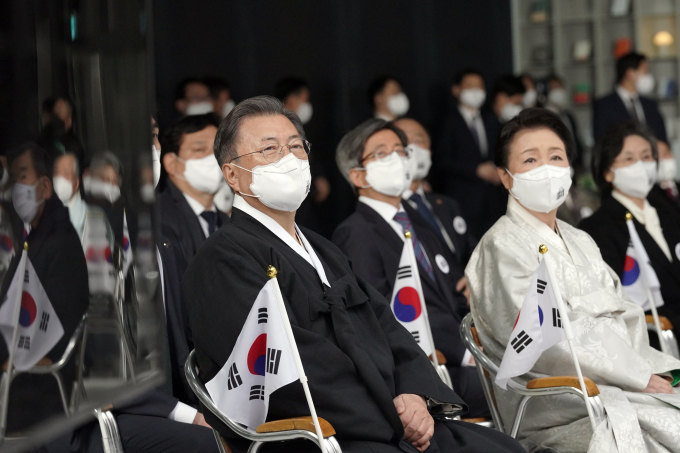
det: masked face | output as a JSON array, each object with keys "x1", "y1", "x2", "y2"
[
  {"x1": 175, "y1": 154, "x2": 224, "y2": 195},
  {"x1": 364, "y1": 151, "x2": 412, "y2": 197},
  {"x1": 386, "y1": 92, "x2": 410, "y2": 117},
  {"x1": 612, "y1": 160, "x2": 657, "y2": 199},
  {"x1": 53, "y1": 176, "x2": 74, "y2": 203},
  {"x1": 548, "y1": 88, "x2": 568, "y2": 109},
  {"x1": 635, "y1": 73, "x2": 655, "y2": 95},
  {"x1": 459, "y1": 88, "x2": 486, "y2": 109},
  {"x1": 407, "y1": 144, "x2": 432, "y2": 181},
  {"x1": 186, "y1": 101, "x2": 214, "y2": 116},
  {"x1": 657, "y1": 158, "x2": 677, "y2": 183},
  {"x1": 12, "y1": 182, "x2": 44, "y2": 224},
  {"x1": 90, "y1": 178, "x2": 121, "y2": 203},
  {"x1": 522, "y1": 89, "x2": 538, "y2": 108},
  {"x1": 296, "y1": 102, "x2": 313, "y2": 125},
  {"x1": 507, "y1": 165, "x2": 572, "y2": 213},
  {"x1": 500, "y1": 103, "x2": 523, "y2": 122}
]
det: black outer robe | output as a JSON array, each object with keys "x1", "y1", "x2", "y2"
[
  {"x1": 332, "y1": 201, "x2": 489, "y2": 418},
  {"x1": 579, "y1": 194, "x2": 680, "y2": 332},
  {"x1": 183, "y1": 207, "x2": 525, "y2": 453}
]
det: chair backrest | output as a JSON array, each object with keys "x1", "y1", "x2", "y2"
[{"x1": 459, "y1": 313, "x2": 505, "y2": 433}]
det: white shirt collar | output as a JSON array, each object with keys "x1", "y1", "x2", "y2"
[
  {"x1": 402, "y1": 183, "x2": 426, "y2": 201},
  {"x1": 616, "y1": 85, "x2": 638, "y2": 101},
  {"x1": 458, "y1": 105, "x2": 480, "y2": 125},
  {"x1": 374, "y1": 111, "x2": 396, "y2": 122},
  {"x1": 182, "y1": 192, "x2": 216, "y2": 216},
  {"x1": 232, "y1": 195, "x2": 330, "y2": 286},
  {"x1": 359, "y1": 196, "x2": 401, "y2": 222}
]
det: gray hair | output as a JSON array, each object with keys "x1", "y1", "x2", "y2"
[
  {"x1": 335, "y1": 118, "x2": 408, "y2": 186},
  {"x1": 90, "y1": 151, "x2": 122, "y2": 183},
  {"x1": 214, "y1": 95, "x2": 306, "y2": 166}
]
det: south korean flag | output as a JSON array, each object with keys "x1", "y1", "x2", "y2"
[
  {"x1": 496, "y1": 258, "x2": 566, "y2": 389},
  {"x1": 390, "y1": 241, "x2": 434, "y2": 357},
  {"x1": 206, "y1": 281, "x2": 299, "y2": 431},
  {"x1": 0, "y1": 252, "x2": 64, "y2": 371}
]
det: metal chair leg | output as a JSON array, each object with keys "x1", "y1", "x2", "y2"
[
  {"x1": 95, "y1": 408, "x2": 124, "y2": 453},
  {"x1": 0, "y1": 371, "x2": 12, "y2": 444},
  {"x1": 247, "y1": 441, "x2": 263, "y2": 453},
  {"x1": 213, "y1": 429, "x2": 228, "y2": 453},
  {"x1": 51, "y1": 371, "x2": 70, "y2": 417}
]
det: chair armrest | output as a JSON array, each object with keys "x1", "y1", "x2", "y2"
[
  {"x1": 645, "y1": 315, "x2": 674, "y2": 331},
  {"x1": 461, "y1": 417, "x2": 489, "y2": 424},
  {"x1": 526, "y1": 376, "x2": 600, "y2": 397},
  {"x1": 256, "y1": 416, "x2": 336, "y2": 437},
  {"x1": 3, "y1": 357, "x2": 52, "y2": 372},
  {"x1": 429, "y1": 349, "x2": 448, "y2": 365}
]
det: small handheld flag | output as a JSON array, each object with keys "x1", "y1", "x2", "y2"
[
  {"x1": 82, "y1": 212, "x2": 115, "y2": 296},
  {"x1": 206, "y1": 266, "x2": 327, "y2": 453},
  {"x1": 0, "y1": 245, "x2": 64, "y2": 372},
  {"x1": 390, "y1": 232, "x2": 436, "y2": 361},
  {"x1": 495, "y1": 255, "x2": 565, "y2": 389}
]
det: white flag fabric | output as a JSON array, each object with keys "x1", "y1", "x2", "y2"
[
  {"x1": 122, "y1": 211, "x2": 132, "y2": 276},
  {"x1": 496, "y1": 258, "x2": 566, "y2": 389},
  {"x1": 82, "y1": 212, "x2": 115, "y2": 296},
  {"x1": 206, "y1": 280, "x2": 299, "y2": 431},
  {"x1": 622, "y1": 219, "x2": 664, "y2": 311},
  {"x1": 0, "y1": 253, "x2": 64, "y2": 371},
  {"x1": 389, "y1": 241, "x2": 433, "y2": 357}
]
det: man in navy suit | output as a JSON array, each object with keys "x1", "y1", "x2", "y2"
[
  {"x1": 593, "y1": 52, "x2": 667, "y2": 143},
  {"x1": 431, "y1": 69, "x2": 505, "y2": 239}
]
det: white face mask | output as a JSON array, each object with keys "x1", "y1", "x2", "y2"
[
  {"x1": 522, "y1": 89, "x2": 538, "y2": 108},
  {"x1": 459, "y1": 88, "x2": 486, "y2": 109},
  {"x1": 175, "y1": 154, "x2": 223, "y2": 194},
  {"x1": 213, "y1": 181, "x2": 235, "y2": 213},
  {"x1": 635, "y1": 73, "x2": 655, "y2": 95},
  {"x1": 548, "y1": 88, "x2": 568, "y2": 109},
  {"x1": 222, "y1": 99, "x2": 235, "y2": 118},
  {"x1": 12, "y1": 182, "x2": 44, "y2": 224},
  {"x1": 657, "y1": 158, "x2": 677, "y2": 183},
  {"x1": 140, "y1": 183, "x2": 155, "y2": 203},
  {"x1": 296, "y1": 102, "x2": 313, "y2": 125},
  {"x1": 507, "y1": 165, "x2": 572, "y2": 213},
  {"x1": 612, "y1": 160, "x2": 657, "y2": 199},
  {"x1": 90, "y1": 178, "x2": 121, "y2": 203},
  {"x1": 186, "y1": 101, "x2": 214, "y2": 116},
  {"x1": 500, "y1": 103, "x2": 523, "y2": 123},
  {"x1": 152, "y1": 145, "x2": 161, "y2": 188},
  {"x1": 407, "y1": 144, "x2": 432, "y2": 180},
  {"x1": 364, "y1": 152, "x2": 412, "y2": 197},
  {"x1": 53, "y1": 176, "x2": 75, "y2": 203},
  {"x1": 234, "y1": 153, "x2": 311, "y2": 212},
  {"x1": 83, "y1": 175, "x2": 92, "y2": 194},
  {"x1": 386, "y1": 92, "x2": 410, "y2": 117}
]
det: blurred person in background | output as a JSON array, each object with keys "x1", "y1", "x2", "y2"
[
  {"x1": 368, "y1": 75, "x2": 410, "y2": 121},
  {"x1": 174, "y1": 78, "x2": 213, "y2": 117},
  {"x1": 491, "y1": 74, "x2": 525, "y2": 124},
  {"x1": 579, "y1": 121, "x2": 680, "y2": 336},
  {"x1": 38, "y1": 96, "x2": 86, "y2": 170},
  {"x1": 276, "y1": 76, "x2": 313, "y2": 125},
  {"x1": 593, "y1": 52, "x2": 667, "y2": 143},
  {"x1": 545, "y1": 74, "x2": 584, "y2": 168},
  {"x1": 395, "y1": 118, "x2": 477, "y2": 267},
  {"x1": 432, "y1": 68, "x2": 504, "y2": 239},
  {"x1": 649, "y1": 139, "x2": 680, "y2": 213},
  {"x1": 519, "y1": 73, "x2": 538, "y2": 108},
  {"x1": 204, "y1": 77, "x2": 234, "y2": 119}
]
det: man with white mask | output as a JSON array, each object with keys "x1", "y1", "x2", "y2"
[
  {"x1": 491, "y1": 74, "x2": 525, "y2": 124},
  {"x1": 649, "y1": 139, "x2": 680, "y2": 212},
  {"x1": 432, "y1": 69, "x2": 505, "y2": 239},
  {"x1": 545, "y1": 74, "x2": 584, "y2": 164},
  {"x1": 185, "y1": 97, "x2": 522, "y2": 452},
  {"x1": 174, "y1": 78, "x2": 214, "y2": 117},
  {"x1": 594, "y1": 51, "x2": 667, "y2": 142},
  {"x1": 368, "y1": 76, "x2": 410, "y2": 121},
  {"x1": 205, "y1": 77, "x2": 234, "y2": 119},
  {"x1": 333, "y1": 118, "x2": 490, "y2": 418}
]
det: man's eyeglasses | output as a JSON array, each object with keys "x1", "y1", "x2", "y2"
[
  {"x1": 229, "y1": 139, "x2": 311, "y2": 164},
  {"x1": 361, "y1": 147, "x2": 410, "y2": 164}
]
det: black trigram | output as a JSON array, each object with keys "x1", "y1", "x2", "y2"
[
  {"x1": 24, "y1": 270, "x2": 29, "y2": 284},
  {"x1": 511, "y1": 330, "x2": 532, "y2": 353},
  {"x1": 227, "y1": 363, "x2": 242, "y2": 390},
  {"x1": 397, "y1": 266, "x2": 412, "y2": 280},
  {"x1": 556, "y1": 187, "x2": 565, "y2": 200},
  {"x1": 249, "y1": 384, "x2": 265, "y2": 401},
  {"x1": 411, "y1": 331, "x2": 420, "y2": 343},
  {"x1": 40, "y1": 312, "x2": 49, "y2": 332},
  {"x1": 257, "y1": 308, "x2": 268, "y2": 324},
  {"x1": 537, "y1": 279, "x2": 547, "y2": 295},
  {"x1": 18, "y1": 335, "x2": 30, "y2": 350},
  {"x1": 266, "y1": 348, "x2": 281, "y2": 375},
  {"x1": 552, "y1": 308, "x2": 562, "y2": 328}
]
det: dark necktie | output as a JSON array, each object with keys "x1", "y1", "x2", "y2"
[
  {"x1": 408, "y1": 193, "x2": 444, "y2": 241},
  {"x1": 469, "y1": 116, "x2": 481, "y2": 150},
  {"x1": 200, "y1": 211, "x2": 217, "y2": 236},
  {"x1": 628, "y1": 97, "x2": 640, "y2": 122},
  {"x1": 392, "y1": 212, "x2": 436, "y2": 283}
]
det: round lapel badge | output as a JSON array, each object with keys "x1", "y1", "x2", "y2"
[
  {"x1": 453, "y1": 216, "x2": 467, "y2": 235},
  {"x1": 435, "y1": 254, "x2": 450, "y2": 274},
  {"x1": 675, "y1": 243, "x2": 680, "y2": 261}
]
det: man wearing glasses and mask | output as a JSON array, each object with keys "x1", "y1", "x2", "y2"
[{"x1": 183, "y1": 96, "x2": 524, "y2": 453}]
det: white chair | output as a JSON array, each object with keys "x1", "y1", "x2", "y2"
[
  {"x1": 645, "y1": 315, "x2": 680, "y2": 359},
  {"x1": 185, "y1": 349, "x2": 342, "y2": 453},
  {"x1": 459, "y1": 313, "x2": 606, "y2": 438}
]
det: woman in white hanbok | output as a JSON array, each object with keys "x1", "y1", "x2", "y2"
[{"x1": 466, "y1": 108, "x2": 680, "y2": 453}]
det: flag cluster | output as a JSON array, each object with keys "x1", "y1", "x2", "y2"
[
  {"x1": 496, "y1": 258, "x2": 565, "y2": 389},
  {"x1": 206, "y1": 281, "x2": 299, "y2": 430}
]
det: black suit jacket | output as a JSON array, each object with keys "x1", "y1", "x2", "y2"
[
  {"x1": 649, "y1": 184, "x2": 680, "y2": 219},
  {"x1": 593, "y1": 91, "x2": 668, "y2": 143},
  {"x1": 431, "y1": 107, "x2": 505, "y2": 238},
  {"x1": 332, "y1": 201, "x2": 468, "y2": 365},
  {"x1": 579, "y1": 194, "x2": 680, "y2": 330}
]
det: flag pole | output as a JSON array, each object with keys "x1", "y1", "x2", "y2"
[
  {"x1": 0, "y1": 244, "x2": 28, "y2": 439},
  {"x1": 266, "y1": 266, "x2": 327, "y2": 453},
  {"x1": 539, "y1": 245, "x2": 597, "y2": 432},
  {"x1": 403, "y1": 232, "x2": 439, "y2": 368},
  {"x1": 625, "y1": 213, "x2": 668, "y2": 354}
]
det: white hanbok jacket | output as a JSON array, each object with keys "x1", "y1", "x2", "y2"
[{"x1": 466, "y1": 196, "x2": 680, "y2": 453}]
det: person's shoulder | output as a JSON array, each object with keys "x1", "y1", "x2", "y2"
[
  {"x1": 425, "y1": 191, "x2": 462, "y2": 212},
  {"x1": 330, "y1": 211, "x2": 371, "y2": 248},
  {"x1": 577, "y1": 208, "x2": 605, "y2": 232}
]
